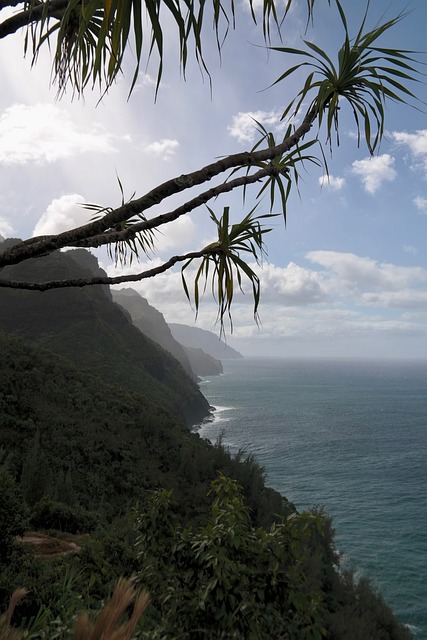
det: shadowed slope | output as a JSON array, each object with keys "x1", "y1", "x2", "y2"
[{"x1": 0, "y1": 243, "x2": 209, "y2": 425}]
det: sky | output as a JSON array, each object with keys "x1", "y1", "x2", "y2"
[{"x1": 1, "y1": 0, "x2": 427, "y2": 359}]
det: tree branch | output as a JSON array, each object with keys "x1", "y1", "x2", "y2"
[
  {"x1": 0, "y1": 108, "x2": 316, "y2": 268},
  {"x1": 0, "y1": 0, "x2": 68, "y2": 39},
  {"x1": 73, "y1": 166, "x2": 278, "y2": 250},
  {"x1": 0, "y1": 248, "x2": 216, "y2": 291}
]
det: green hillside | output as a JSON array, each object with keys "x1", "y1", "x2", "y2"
[
  {"x1": 0, "y1": 247, "x2": 412, "y2": 640},
  {"x1": 0, "y1": 331, "x2": 286, "y2": 521},
  {"x1": 0, "y1": 245, "x2": 209, "y2": 425},
  {"x1": 112, "y1": 288, "x2": 223, "y2": 376},
  {"x1": 0, "y1": 333, "x2": 412, "y2": 640}
]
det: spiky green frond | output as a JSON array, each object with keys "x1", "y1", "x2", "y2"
[
  {"x1": 84, "y1": 176, "x2": 156, "y2": 266},
  {"x1": 21, "y1": 0, "x2": 317, "y2": 97},
  {"x1": 181, "y1": 206, "x2": 275, "y2": 332},
  {"x1": 232, "y1": 119, "x2": 326, "y2": 224},
  {"x1": 252, "y1": 120, "x2": 326, "y2": 221},
  {"x1": 272, "y1": 0, "x2": 424, "y2": 153}
]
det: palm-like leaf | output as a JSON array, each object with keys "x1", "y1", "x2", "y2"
[
  {"x1": 231, "y1": 119, "x2": 326, "y2": 224},
  {"x1": 272, "y1": 0, "x2": 423, "y2": 153},
  {"x1": 27, "y1": 0, "x2": 106, "y2": 97},
  {"x1": 181, "y1": 206, "x2": 275, "y2": 332},
  {"x1": 84, "y1": 175, "x2": 156, "y2": 266},
  {"x1": 85, "y1": 203, "x2": 156, "y2": 267},
  {"x1": 22, "y1": 0, "x2": 315, "y2": 97},
  {"x1": 250, "y1": 120, "x2": 326, "y2": 221}
]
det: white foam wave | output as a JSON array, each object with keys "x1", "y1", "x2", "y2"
[
  {"x1": 405, "y1": 624, "x2": 422, "y2": 636},
  {"x1": 197, "y1": 405, "x2": 235, "y2": 438},
  {"x1": 210, "y1": 405, "x2": 235, "y2": 424}
]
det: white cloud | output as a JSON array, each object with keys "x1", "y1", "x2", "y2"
[
  {"x1": 243, "y1": 0, "x2": 265, "y2": 11},
  {"x1": 256, "y1": 253, "x2": 427, "y2": 311},
  {"x1": 0, "y1": 216, "x2": 13, "y2": 237},
  {"x1": 306, "y1": 250, "x2": 427, "y2": 306},
  {"x1": 393, "y1": 129, "x2": 427, "y2": 154},
  {"x1": 403, "y1": 245, "x2": 418, "y2": 255},
  {"x1": 414, "y1": 196, "x2": 427, "y2": 213},
  {"x1": 351, "y1": 154, "x2": 397, "y2": 194},
  {"x1": 227, "y1": 110, "x2": 282, "y2": 143},
  {"x1": 392, "y1": 129, "x2": 427, "y2": 174},
  {"x1": 144, "y1": 138, "x2": 179, "y2": 160},
  {"x1": 0, "y1": 104, "x2": 117, "y2": 165},
  {"x1": 318, "y1": 174, "x2": 345, "y2": 190},
  {"x1": 138, "y1": 73, "x2": 157, "y2": 88},
  {"x1": 33, "y1": 194, "x2": 90, "y2": 236},
  {"x1": 155, "y1": 215, "x2": 197, "y2": 252},
  {"x1": 255, "y1": 262, "x2": 328, "y2": 305}
]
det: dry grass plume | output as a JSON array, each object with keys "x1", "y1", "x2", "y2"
[
  {"x1": 1, "y1": 579, "x2": 150, "y2": 640},
  {"x1": 74, "y1": 577, "x2": 150, "y2": 640}
]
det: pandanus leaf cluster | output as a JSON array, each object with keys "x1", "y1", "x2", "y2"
[
  {"x1": 273, "y1": 0, "x2": 423, "y2": 154},
  {"x1": 23, "y1": 0, "x2": 294, "y2": 97},
  {"x1": 0, "y1": 0, "x2": 424, "y2": 331},
  {"x1": 182, "y1": 206, "x2": 275, "y2": 331}
]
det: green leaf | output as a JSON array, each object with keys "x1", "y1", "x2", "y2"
[
  {"x1": 181, "y1": 206, "x2": 274, "y2": 332},
  {"x1": 271, "y1": 2, "x2": 423, "y2": 153}
]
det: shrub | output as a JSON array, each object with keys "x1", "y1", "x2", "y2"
[{"x1": 30, "y1": 498, "x2": 98, "y2": 534}]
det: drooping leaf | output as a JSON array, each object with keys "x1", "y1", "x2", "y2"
[
  {"x1": 22, "y1": 0, "x2": 318, "y2": 97},
  {"x1": 182, "y1": 206, "x2": 275, "y2": 333},
  {"x1": 271, "y1": 1, "x2": 423, "y2": 153}
]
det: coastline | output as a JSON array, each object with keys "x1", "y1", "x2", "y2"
[{"x1": 191, "y1": 404, "x2": 216, "y2": 432}]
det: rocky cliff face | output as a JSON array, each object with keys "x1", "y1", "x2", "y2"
[
  {"x1": 0, "y1": 244, "x2": 210, "y2": 426},
  {"x1": 169, "y1": 323, "x2": 243, "y2": 360},
  {"x1": 112, "y1": 288, "x2": 196, "y2": 379},
  {"x1": 112, "y1": 288, "x2": 223, "y2": 377},
  {"x1": 183, "y1": 346, "x2": 223, "y2": 376}
]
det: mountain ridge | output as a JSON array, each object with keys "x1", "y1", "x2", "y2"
[
  {"x1": 0, "y1": 243, "x2": 209, "y2": 425},
  {"x1": 112, "y1": 288, "x2": 224, "y2": 377},
  {"x1": 169, "y1": 323, "x2": 243, "y2": 360}
]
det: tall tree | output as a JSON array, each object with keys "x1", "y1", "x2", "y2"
[{"x1": 0, "y1": 0, "x2": 422, "y2": 328}]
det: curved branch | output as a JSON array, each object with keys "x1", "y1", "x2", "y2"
[
  {"x1": 0, "y1": 0, "x2": 68, "y2": 39},
  {"x1": 0, "y1": 108, "x2": 316, "y2": 268},
  {"x1": 74, "y1": 166, "x2": 278, "y2": 250},
  {"x1": 0, "y1": 248, "x2": 216, "y2": 291}
]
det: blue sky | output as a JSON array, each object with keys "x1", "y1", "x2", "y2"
[{"x1": 1, "y1": 0, "x2": 427, "y2": 359}]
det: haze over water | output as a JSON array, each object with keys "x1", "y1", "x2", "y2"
[{"x1": 199, "y1": 357, "x2": 427, "y2": 638}]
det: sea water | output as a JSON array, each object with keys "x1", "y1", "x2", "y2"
[{"x1": 198, "y1": 358, "x2": 427, "y2": 638}]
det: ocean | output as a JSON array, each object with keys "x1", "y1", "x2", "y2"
[{"x1": 198, "y1": 357, "x2": 427, "y2": 638}]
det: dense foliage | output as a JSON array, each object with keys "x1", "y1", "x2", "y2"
[
  {"x1": 0, "y1": 246, "x2": 210, "y2": 426},
  {"x1": 0, "y1": 331, "x2": 412, "y2": 639},
  {"x1": 0, "y1": 331, "x2": 286, "y2": 522},
  {"x1": 134, "y1": 476, "x2": 328, "y2": 639},
  {"x1": 0, "y1": 470, "x2": 27, "y2": 558}
]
